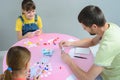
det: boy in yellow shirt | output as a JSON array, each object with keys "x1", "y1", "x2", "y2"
[{"x1": 16, "y1": 0, "x2": 43, "y2": 40}]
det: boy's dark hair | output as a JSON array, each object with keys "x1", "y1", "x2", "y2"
[
  {"x1": 78, "y1": 5, "x2": 106, "y2": 27},
  {"x1": 22, "y1": 0, "x2": 36, "y2": 11}
]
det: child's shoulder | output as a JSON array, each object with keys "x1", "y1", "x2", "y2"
[
  {"x1": 36, "y1": 15, "x2": 42, "y2": 20},
  {"x1": 35, "y1": 14, "x2": 41, "y2": 18},
  {"x1": 16, "y1": 15, "x2": 24, "y2": 21},
  {"x1": 35, "y1": 14, "x2": 42, "y2": 22},
  {"x1": 16, "y1": 15, "x2": 24, "y2": 23}
]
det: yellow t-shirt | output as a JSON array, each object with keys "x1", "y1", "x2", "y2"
[{"x1": 15, "y1": 14, "x2": 42, "y2": 31}]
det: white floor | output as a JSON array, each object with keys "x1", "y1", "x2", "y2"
[{"x1": 0, "y1": 45, "x2": 99, "y2": 74}]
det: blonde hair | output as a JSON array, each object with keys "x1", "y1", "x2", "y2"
[{"x1": 4, "y1": 46, "x2": 31, "y2": 80}]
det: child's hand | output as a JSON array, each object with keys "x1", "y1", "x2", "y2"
[
  {"x1": 33, "y1": 76, "x2": 41, "y2": 80},
  {"x1": 26, "y1": 32, "x2": 35, "y2": 38},
  {"x1": 34, "y1": 30, "x2": 42, "y2": 36}
]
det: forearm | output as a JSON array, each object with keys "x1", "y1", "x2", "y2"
[
  {"x1": 17, "y1": 31, "x2": 25, "y2": 41},
  {"x1": 61, "y1": 53, "x2": 101, "y2": 80},
  {"x1": 17, "y1": 32, "x2": 29, "y2": 41},
  {"x1": 39, "y1": 29, "x2": 42, "y2": 34},
  {"x1": 68, "y1": 60, "x2": 89, "y2": 80},
  {"x1": 17, "y1": 35, "x2": 27, "y2": 41},
  {"x1": 70, "y1": 38, "x2": 94, "y2": 47}
]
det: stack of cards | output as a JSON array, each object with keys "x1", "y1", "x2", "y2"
[
  {"x1": 74, "y1": 47, "x2": 90, "y2": 57},
  {"x1": 28, "y1": 57, "x2": 50, "y2": 79}
]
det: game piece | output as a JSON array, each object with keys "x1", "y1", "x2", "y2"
[{"x1": 42, "y1": 48, "x2": 54, "y2": 57}]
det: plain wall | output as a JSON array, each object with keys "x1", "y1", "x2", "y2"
[{"x1": 0, "y1": 0, "x2": 120, "y2": 50}]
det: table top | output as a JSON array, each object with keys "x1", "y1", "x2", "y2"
[{"x1": 3, "y1": 33, "x2": 94, "y2": 80}]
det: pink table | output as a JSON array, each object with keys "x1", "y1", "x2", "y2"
[{"x1": 3, "y1": 33, "x2": 93, "y2": 80}]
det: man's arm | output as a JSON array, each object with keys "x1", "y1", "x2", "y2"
[
  {"x1": 61, "y1": 53, "x2": 104, "y2": 80},
  {"x1": 70, "y1": 35, "x2": 101, "y2": 47},
  {"x1": 69, "y1": 62, "x2": 103, "y2": 80}
]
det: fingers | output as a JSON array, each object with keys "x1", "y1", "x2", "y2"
[
  {"x1": 25, "y1": 32, "x2": 34, "y2": 38},
  {"x1": 59, "y1": 41, "x2": 69, "y2": 54},
  {"x1": 59, "y1": 41, "x2": 65, "y2": 49},
  {"x1": 61, "y1": 48, "x2": 65, "y2": 54},
  {"x1": 33, "y1": 75, "x2": 41, "y2": 80},
  {"x1": 35, "y1": 30, "x2": 42, "y2": 36}
]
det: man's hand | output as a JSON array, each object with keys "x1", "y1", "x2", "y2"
[
  {"x1": 61, "y1": 52, "x2": 72, "y2": 65},
  {"x1": 59, "y1": 41, "x2": 71, "y2": 49}
]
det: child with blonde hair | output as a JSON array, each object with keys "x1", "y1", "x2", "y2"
[{"x1": 0, "y1": 46, "x2": 40, "y2": 80}]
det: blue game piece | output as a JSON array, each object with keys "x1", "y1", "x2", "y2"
[{"x1": 42, "y1": 48, "x2": 54, "y2": 57}]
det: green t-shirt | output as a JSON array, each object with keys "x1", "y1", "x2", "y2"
[{"x1": 95, "y1": 23, "x2": 120, "y2": 80}]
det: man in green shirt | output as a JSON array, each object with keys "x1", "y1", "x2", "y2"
[{"x1": 59, "y1": 5, "x2": 120, "y2": 80}]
